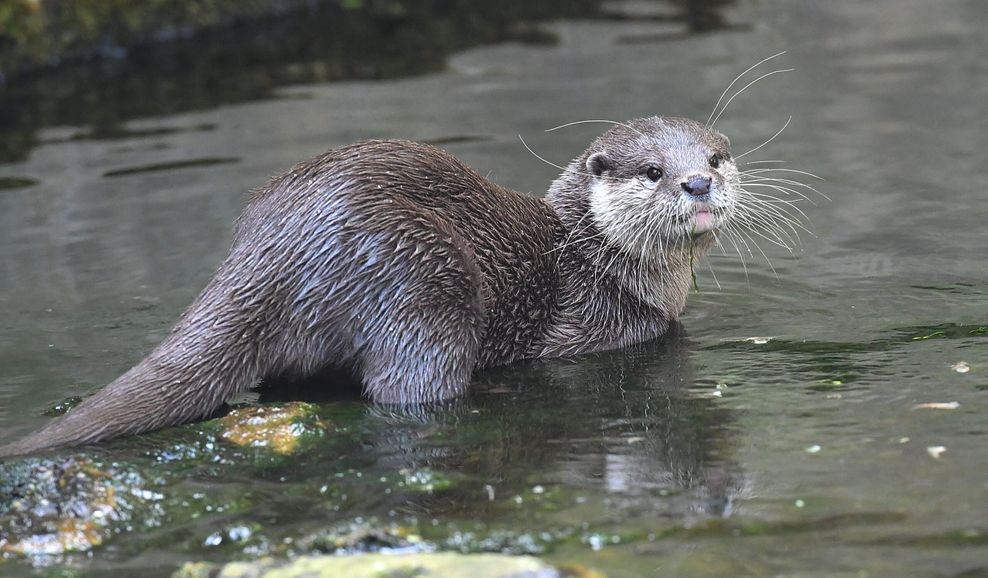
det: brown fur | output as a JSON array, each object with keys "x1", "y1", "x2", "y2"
[{"x1": 0, "y1": 116, "x2": 737, "y2": 456}]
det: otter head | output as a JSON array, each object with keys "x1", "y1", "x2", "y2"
[{"x1": 580, "y1": 116, "x2": 738, "y2": 259}]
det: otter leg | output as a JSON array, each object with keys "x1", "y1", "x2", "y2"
[{"x1": 349, "y1": 210, "x2": 486, "y2": 405}]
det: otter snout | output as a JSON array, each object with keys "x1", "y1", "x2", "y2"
[{"x1": 681, "y1": 175, "x2": 712, "y2": 196}]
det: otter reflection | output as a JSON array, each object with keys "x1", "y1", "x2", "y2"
[{"x1": 261, "y1": 325, "x2": 744, "y2": 520}]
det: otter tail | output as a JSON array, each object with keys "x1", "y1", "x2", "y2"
[{"x1": 0, "y1": 288, "x2": 261, "y2": 458}]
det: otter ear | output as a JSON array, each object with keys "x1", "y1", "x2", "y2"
[{"x1": 586, "y1": 152, "x2": 613, "y2": 177}]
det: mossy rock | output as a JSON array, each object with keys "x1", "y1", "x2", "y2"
[
  {"x1": 173, "y1": 552, "x2": 595, "y2": 578},
  {"x1": 0, "y1": 457, "x2": 153, "y2": 557},
  {"x1": 218, "y1": 402, "x2": 330, "y2": 455}
]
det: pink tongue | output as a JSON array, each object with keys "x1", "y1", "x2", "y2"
[{"x1": 694, "y1": 211, "x2": 714, "y2": 231}]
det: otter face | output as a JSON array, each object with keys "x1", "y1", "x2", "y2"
[{"x1": 585, "y1": 117, "x2": 739, "y2": 258}]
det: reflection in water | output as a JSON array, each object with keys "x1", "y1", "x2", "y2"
[
  {"x1": 0, "y1": 1, "x2": 586, "y2": 161},
  {"x1": 274, "y1": 327, "x2": 744, "y2": 522},
  {"x1": 0, "y1": 0, "x2": 738, "y2": 163}
]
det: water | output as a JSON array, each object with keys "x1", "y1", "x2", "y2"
[{"x1": 1, "y1": 1, "x2": 987, "y2": 576}]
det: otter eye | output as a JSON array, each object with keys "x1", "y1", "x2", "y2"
[
  {"x1": 645, "y1": 166, "x2": 663, "y2": 182},
  {"x1": 709, "y1": 153, "x2": 723, "y2": 169}
]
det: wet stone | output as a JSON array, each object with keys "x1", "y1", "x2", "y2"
[
  {"x1": 42, "y1": 397, "x2": 84, "y2": 417},
  {"x1": 0, "y1": 457, "x2": 159, "y2": 558},
  {"x1": 218, "y1": 402, "x2": 331, "y2": 455},
  {"x1": 172, "y1": 552, "x2": 583, "y2": 578},
  {"x1": 298, "y1": 519, "x2": 427, "y2": 555}
]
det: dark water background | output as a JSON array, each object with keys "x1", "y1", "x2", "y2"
[{"x1": 1, "y1": 0, "x2": 987, "y2": 576}]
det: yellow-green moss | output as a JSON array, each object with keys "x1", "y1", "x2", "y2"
[{"x1": 219, "y1": 403, "x2": 330, "y2": 455}]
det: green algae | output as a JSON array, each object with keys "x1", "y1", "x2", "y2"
[{"x1": 689, "y1": 227, "x2": 699, "y2": 291}]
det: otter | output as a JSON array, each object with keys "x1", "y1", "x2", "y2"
[{"x1": 0, "y1": 116, "x2": 740, "y2": 456}]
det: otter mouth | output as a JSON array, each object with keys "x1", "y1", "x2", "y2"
[
  {"x1": 680, "y1": 203, "x2": 723, "y2": 236},
  {"x1": 692, "y1": 209, "x2": 717, "y2": 233}
]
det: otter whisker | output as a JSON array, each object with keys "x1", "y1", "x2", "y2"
[
  {"x1": 741, "y1": 174, "x2": 829, "y2": 201},
  {"x1": 738, "y1": 220, "x2": 800, "y2": 257},
  {"x1": 731, "y1": 214, "x2": 806, "y2": 245},
  {"x1": 545, "y1": 119, "x2": 648, "y2": 138},
  {"x1": 519, "y1": 134, "x2": 569, "y2": 172},
  {"x1": 738, "y1": 214, "x2": 805, "y2": 249},
  {"x1": 641, "y1": 208, "x2": 669, "y2": 272},
  {"x1": 738, "y1": 184, "x2": 813, "y2": 205},
  {"x1": 550, "y1": 226, "x2": 609, "y2": 270},
  {"x1": 547, "y1": 229, "x2": 606, "y2": 256},
  {"x1": 738, "y1": 194, "x2": 812, "y2": 215},
  {"x1": 730, "y1": 200, "x2": 804, "y2": 245},
  {"x1": 725, "y1": 224, "x2": 782, "y2": 281},
  {"x1": 733, "y1": 222, "x2": 796, "y2": 254},
  {"x1": 732, "y1": 203, "x2": 806, "y2": 246},
  {"x1": 741, "y1": 172, "x2": 826, "y2": 196},
  {"x1": 739, "y1": 224, "x2": 796, "y2": 253},
  {"x1": 586, "y1": 216, "x2": 618, "y2": 285},
  {"x1": 619, "y1": 211, "x2": 652, "y2": 289},
  {"x1": 741, "y1": 167, "x2": 825, "y2": 181},
  {"x1": 618, "y1": 209, "x2": 656, "y2": 283},
  {"x1": 744, "y1": 183, "x2": 821, "y2": 211},
  {"x1": 638, "y1": 204, "x2": 674, "y2": 289},
  {"x1": 653, "y1": 219, "x2": 669, "y2": 272},
  {"x1": 720, "y1": 228, "x2": 751, "y2": 286},
  {"x1": 633, "y1": 215, "x2": 655, "y2": 294},
  {"x1": 518, "y1": 134, "x2": 623, "y2": 183},
  {"x1": 737, "y1": 229, "x2": 781, "y2": 280},
  {"x1": 706, "y1": 50, "x2": 788, "y2": 127},
  {"x1": 729, "y1": 205, "x2": 799, "y2": 245},
  {"x1": 740, "y1": 159, "x2": 787, "y2": 166},
  {"x1": 740, "y1": 187, "x2": 815, "y2": 225},
  {"x1": 547, "y1": 208, "x2": 594, "y2": 257},
  {"x1": 738, "y1": 184, "x2": 808, "y2": 208},
  {"x1": 741, "y1": 180, "x2": 816, "y2": 203},
  {"x1": 729, "y1": 225, "x2": 756, "y2": 259},
  {"x1": 710, "y1": 69, "x2": 794, "y2": 128},
  {"x1": 733, "y1": 115, "x2": 792, "y2": 160},
  {"x1": 714, "y1": 231, "x2": 730, "y2": 257},
  {"x1": 741, "y1": 173, "x2": 821, "y2": 189},
  {"x1": 596, "y1": 244, "x2": 624, "y2": 287},
  {"x1": 598, "y1": 250, "x2": 619, "y2": 285},
  {"x1": 705, "y1": 258, "x2": 723, "y2": 291}
]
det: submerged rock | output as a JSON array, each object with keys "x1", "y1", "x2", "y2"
[
  {"x1": 299, "y1": 519, "x2": 427, "y2": 555},
  {"x1": 173, "y1": 552, "x2": 581, "y2": 578}
]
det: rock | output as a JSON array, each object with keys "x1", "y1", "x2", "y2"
[
  {"x1": 173, "y1": 552, "x2": 571, "y2": 578},
  {"x1": 0, "y1": 457, "x2": 153, "y2": 557},
  {"x1": 219, "y1": 403, "x2": 330, "y2": 455}
]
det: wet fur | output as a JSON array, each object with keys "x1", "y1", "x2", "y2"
[{"x1": 1, "y1": 117, "x2": 737, "y2": 456}]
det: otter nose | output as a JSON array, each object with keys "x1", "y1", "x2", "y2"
[{"x1": 681, "y1": 175, "x2": 712, "y2": 196}]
